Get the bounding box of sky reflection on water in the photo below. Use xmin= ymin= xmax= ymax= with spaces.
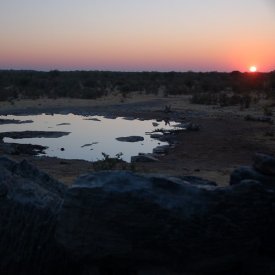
xmin=0 ymin=114 xmax=178 ymax=162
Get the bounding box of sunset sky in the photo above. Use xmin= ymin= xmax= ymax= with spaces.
xmin=0 ymin=0 xmax=274 ymax=72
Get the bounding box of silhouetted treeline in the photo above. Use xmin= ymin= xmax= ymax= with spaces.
xmin=0 ymin=70 xmax=274 ymax=101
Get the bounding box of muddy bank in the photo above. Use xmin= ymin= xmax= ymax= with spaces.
xmin=0 ymin=131 xmax=70 ymax=158
xmin=0 ymin=118 xmax=33 ymax=125
xmin=0 ymin=142 xmax=46 ymax=156
xmin=0 ymin=130 xmax=70 ymax=140
xmin=0 ymin=95 xmax=274 ymax=185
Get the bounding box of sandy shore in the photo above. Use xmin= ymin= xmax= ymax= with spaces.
xmin=0 ymin=94 xmax=274 ymax=186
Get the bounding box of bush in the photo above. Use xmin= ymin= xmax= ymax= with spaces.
xmin=93 ymin=152 xmax=124 ymax=171
xmin=0 ymin=70 xmax=273 ymax=101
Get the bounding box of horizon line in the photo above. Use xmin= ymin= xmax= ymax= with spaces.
xmin=0 ymin=68 xmax=274 ymax=74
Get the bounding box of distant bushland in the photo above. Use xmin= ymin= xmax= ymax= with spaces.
xmin=0 ymin=70 xmax=274 ymax=102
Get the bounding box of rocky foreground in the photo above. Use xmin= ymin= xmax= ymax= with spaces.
xmin=0 ymin=154 xmax=275 ymax=275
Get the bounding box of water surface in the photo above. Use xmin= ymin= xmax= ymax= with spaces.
xmin=0 ymin=114 xmax=178 ymax=162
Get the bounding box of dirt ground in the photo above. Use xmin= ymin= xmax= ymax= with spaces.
xmin=0 ymin=94 xmax=274 ymax=186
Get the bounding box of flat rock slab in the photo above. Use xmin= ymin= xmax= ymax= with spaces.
xmin=116 ymin=136 xmax=144 ymax=142
xmin=56 ymin=171 xmax=275 ymax=273
xmin=0 ymin=131 xmax=70 ymax=139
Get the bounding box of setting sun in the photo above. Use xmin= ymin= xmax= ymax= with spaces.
xmin=249 ymin=66 xmax=257 ymax=72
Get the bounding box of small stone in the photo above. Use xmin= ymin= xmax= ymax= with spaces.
xmin=152 ymin=122 xmax=159 ymax=127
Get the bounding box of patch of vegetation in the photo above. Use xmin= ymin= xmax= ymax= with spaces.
xmin=0 ymin=70 xmax=274 ymax=101
xmin=92 ymin=152 xmax=137 ymax=172
xmin=93 ymin=152 xmax=124 ymax=171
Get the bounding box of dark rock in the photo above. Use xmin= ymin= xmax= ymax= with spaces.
xmin=153 ymin=145 xmax=170 ymax=154
xmin=0 ymin=143 xmax=16 ymax=154
xmin=14 ymin=158 xmax=66 ymax=195
xmin=0 ymin=157 xmax=71 ymax=274
xmin=60 ymin=147 xmax=65 ymax=151
xmin=56 ymin=171 xmax=207 ymax=262
xmin=149 ymin=133 xmax=168 ymax=142
xmin=116 ymin=136 xmax=144 ymax=142
xmin=152 ymin=122 xmax=159 ymax=127
xmin=0 ymin=182 xmax=8 ymax=197
xmin=131 ymin=154 xmax=159 ymax=163
xmin=1 ymin=158 xmax=275 ymax=274
xmin=56 ymin=171 xmax=275 ymax=273
xmin=150 ymin=133 xmax=163 ymax=139
xmin=230 ymin=166 xmax=275 ymax=185
xmin=253 ymin=153 xmax=275 ymax=176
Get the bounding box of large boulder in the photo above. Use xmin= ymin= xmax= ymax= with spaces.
xmin=56 ymin=171 xmax=275 ymax=274
xmin=1 ymin=156 xmax=275 ymax=274
xmin=0 ymin=157 xmax=71 ymax=274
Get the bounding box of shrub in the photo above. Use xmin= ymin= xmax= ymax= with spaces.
xmin=93 ymin=152 xmax=124 ymax=171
